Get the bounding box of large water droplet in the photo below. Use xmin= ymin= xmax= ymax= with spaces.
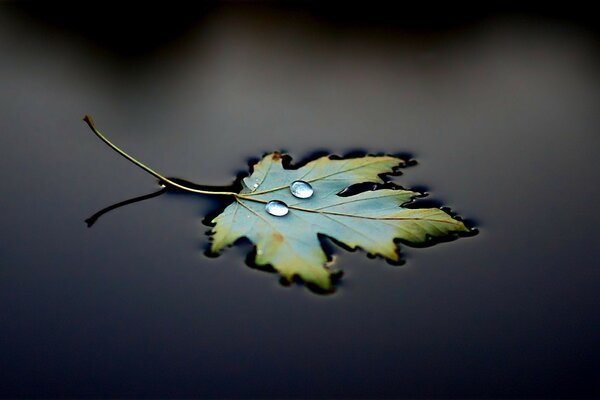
xmin=290 ymin=180 xmax=314 ymax=199
xmin=265 ymin=200 xmax=289 ymax=216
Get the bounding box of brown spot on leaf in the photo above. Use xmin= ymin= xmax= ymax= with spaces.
xmin=272 ymin=233 xmax=284 ymax=242
xmin=271 ymin=152 xmax=282 ymax=160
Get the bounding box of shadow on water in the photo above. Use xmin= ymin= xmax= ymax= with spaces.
xmin=86 ymin=151 xmax=477 ymax=294
xmin=84 ymin=177 xmax=240 ymax=228
xmin=85 ymin=187 xmax=168 ymax=228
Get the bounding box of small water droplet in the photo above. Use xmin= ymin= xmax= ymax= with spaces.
xmin=290 ymin=180 xmax=314 ymax=199
xmin=265 ymin=200 xmax=289 ymax=216
xmin=252 ymin=181 xmax=259 ymax=189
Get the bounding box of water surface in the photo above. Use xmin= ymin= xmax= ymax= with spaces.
xmin=0 ymin=5 xmax=599 ymax=398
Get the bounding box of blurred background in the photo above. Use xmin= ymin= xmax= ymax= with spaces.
xmin=0 ymin=2 xmax=599 ymax=398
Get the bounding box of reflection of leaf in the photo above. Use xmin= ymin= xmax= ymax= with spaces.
xmin=210 ymin=153 xmax=469 ymax=291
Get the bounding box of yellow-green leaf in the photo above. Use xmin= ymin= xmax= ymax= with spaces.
xmin=211 ymin=153 xmax=470 ymax=291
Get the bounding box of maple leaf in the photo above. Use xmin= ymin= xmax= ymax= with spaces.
xmin=209 ymin=153 xmax=469 ymax=291
xmin=84 ymin=116 xmax=472 ymax=293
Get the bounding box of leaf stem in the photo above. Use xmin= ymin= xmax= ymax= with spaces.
xmin=83 ymin=115 xmax=242 ymax=197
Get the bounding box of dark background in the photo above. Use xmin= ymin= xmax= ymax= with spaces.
xmin=1 ymin=2 xmax=599 ymax=398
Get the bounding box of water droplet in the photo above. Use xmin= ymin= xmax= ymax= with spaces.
xmin=252 ymin=181 xmax=259 ymax=189
xmin=290 ymin=180 xmax=314 ymax=199
xmin=265 ymin=200 xmax=289 ymax=216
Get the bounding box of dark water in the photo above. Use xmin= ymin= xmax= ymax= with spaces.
xmin=1 ymin=4 xmax=599 ymax=398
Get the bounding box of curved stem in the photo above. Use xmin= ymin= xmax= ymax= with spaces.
xmin=83 ymin=115 xmax=239 ymax=197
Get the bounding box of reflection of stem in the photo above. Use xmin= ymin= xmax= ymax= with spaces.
xmin=84 ymin=115 xmax=267 ymax=203
xmin=86 ymin=187 xmax=168 ymax=227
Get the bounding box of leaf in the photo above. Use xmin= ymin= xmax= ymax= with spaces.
xmin=83 ymin=117 xmax=473 ymax=293
xmin=210 ymin=153 xmax=469 ymax=292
